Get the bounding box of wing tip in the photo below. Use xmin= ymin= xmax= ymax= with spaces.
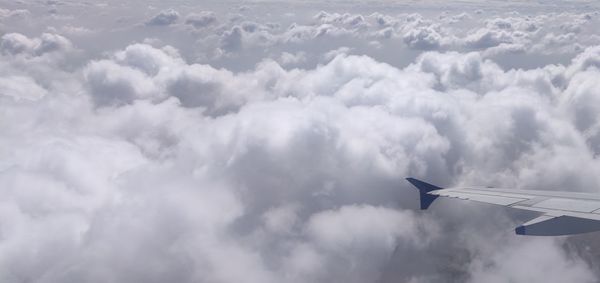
xmin=405 ymin=177 xmax=441 ymax=210
xmin=405 ymin=177 xmax=442 ymax=192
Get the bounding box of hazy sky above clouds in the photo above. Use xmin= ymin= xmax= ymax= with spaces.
xmin=2 ymin=0 xmax=600 ymax=282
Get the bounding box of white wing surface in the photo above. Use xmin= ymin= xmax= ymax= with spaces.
xmin=406 ymin=178 xmax=600 ymax=236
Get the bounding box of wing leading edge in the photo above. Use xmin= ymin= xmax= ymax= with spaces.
xmin=406 ymin=177 xmax=600 ymax=236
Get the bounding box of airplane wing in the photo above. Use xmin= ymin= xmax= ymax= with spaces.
xmin=406 ymin=177 xmax=600 ymax=236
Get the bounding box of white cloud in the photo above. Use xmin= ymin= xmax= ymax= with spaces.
xmin=304 ymin=205 xmax=435 ymax=282
xmin=4 ymin=39 xmax=600 ymax=282
xmin=84 ymin=59 xmax=159 ymax=106
xmin=277 ymin=51 xmax=307 ymax=66
xmin=307 ymin=205 xmax=423 ymax=251
xmin=114 ymin=43 xmax=183 ymax=76
xmin=403 ymin=26 xmax=444 ymax=50
xmin=4 ymin=3 xmax=600 ymax=283
xmin=315 ymin=11 xmax=369 ymax=30
xmin=0 ymin=76 xmax=47 ymax=100
xmin=48 ymin=25 xmax=93 ymax=36
xmin=322 ymin=46 xmax=352 ymax=61
xmin=468 ymin=239 xmax=595 ymax=283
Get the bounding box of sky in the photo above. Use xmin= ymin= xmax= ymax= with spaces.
xmin=2 ymin=0 xmax=600 ymax=282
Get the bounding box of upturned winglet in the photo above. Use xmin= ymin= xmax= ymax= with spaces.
xmin=406 ymin=177 xmax=442 ymax=210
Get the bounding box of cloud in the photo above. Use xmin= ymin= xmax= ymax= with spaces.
xmin=403 ymin=26 xmax=444 ymax=50
xmin=486 ymin=18 xmax=513 ymax=30
xmin=0 ymin=32 xmax=72 ymax=56
xmin=314 ymin=11 xmax=369 ymax=30
xmin=409 ymin=51 xmax=490 ymax=91
xmin=220 ymin=26 xmax=243 ymax=52
xmin=463 ymin=28 xmax=515 ymax=49
xmin=185 ymin=11 xmax=217 ymax=29
xmin=84 ymin=59 xmax=159 ymax=106
xmin=468 ymin=239 xmax=595 ymax=283
xmin=4 ymin=39 xmax=600 ymax=283
xmin=322 ymin=47 xmax=353 ymax=61
xmin=306 ymin=205 xmax=431 ymax=253
xmin=146 ymin=8 xmax=180 ymax=26
xmin=4 ymin=3 xmax=600 ymax=283
xmin=0 ymin=8 xmax=30 ymax=20
xmin=302 ymin=205 xmax=435 ymax=282
xmin=35 ymin=33 xmax=73 ymax=55
xmin=277 ymin=51 xmax=307 ymax=66
xmin=0 ymin=33 xmax=37 ymax=55
xmin=164 ymin=63 xmax=249 ymax=114
xmin=0 ymin=76 xmax=47 ymax=100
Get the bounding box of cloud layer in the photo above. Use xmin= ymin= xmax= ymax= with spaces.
xmin=2 ymin=1 xmax=600 ymax=282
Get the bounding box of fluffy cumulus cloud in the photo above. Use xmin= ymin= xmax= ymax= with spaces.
xmin=3 ymin=1 xmax=600 ymax=283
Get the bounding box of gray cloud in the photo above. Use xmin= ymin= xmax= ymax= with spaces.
xmin=185 ymin=11 xmax=218 ymax=29
xmin=0 ymin=33 xmax=37 ymax=55
xmin=0 ymin=8 xmax=30 ymax=20
xmin=146 ymin=8 xmax=180 ymax=26
xmin=463 ymin=28 xmax=515 ymax=49
xmin=0 ymin=33 xmax=72 ymax=56
xmin=220 ymin=26 xmax=243 ymax=52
